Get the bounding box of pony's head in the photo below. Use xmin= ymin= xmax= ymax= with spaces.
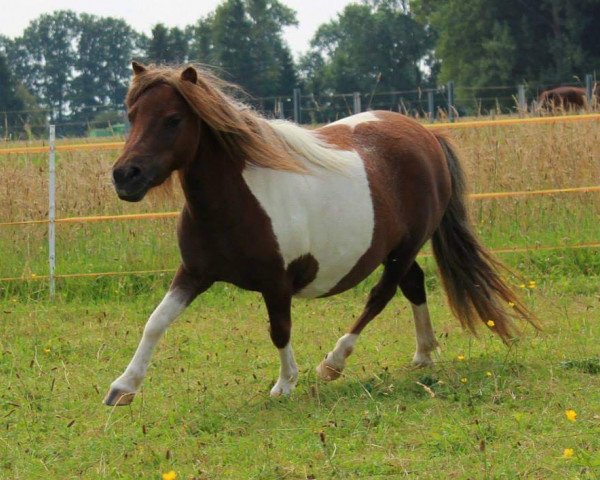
xmin=112 ymin=62 xmax=203 ymax=201
xmin=112 ymin=62 xmax=301 ymax=202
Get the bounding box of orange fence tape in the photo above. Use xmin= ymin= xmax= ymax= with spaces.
xmin=427 ymin=113 xmax=600 ymax=130
xmin=1 ymin=114 xmax=599 ymax=156
xmin=2 ymin=242 xmax=597 ymax=283
xmin=1 ymin=185 xmax=598 ymax=228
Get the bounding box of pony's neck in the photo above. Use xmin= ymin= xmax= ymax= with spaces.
xmin=179 ymin=132 xmax=247 ymax=222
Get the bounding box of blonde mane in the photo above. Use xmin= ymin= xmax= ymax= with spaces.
xmin=126 ymin=65 xmax=349 ymax=174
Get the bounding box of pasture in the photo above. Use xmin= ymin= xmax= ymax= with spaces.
xmin=1 ymin=119 xmax=599 ymax=478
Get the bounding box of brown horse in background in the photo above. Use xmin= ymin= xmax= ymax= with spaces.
xmin=104 ymin=62 xmax=538 ymax=406
xmin=538 ymin=85 xmax=599 ymax=110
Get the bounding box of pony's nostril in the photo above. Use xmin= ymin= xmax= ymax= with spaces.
xmin=113 ymin=165 xmax=142 ymax=184
xmin=125 ymin=166 xmax=142 ymax=180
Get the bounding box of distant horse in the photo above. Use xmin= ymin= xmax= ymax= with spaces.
xmin=104 ymin=63 xmax=537 ymax=406
xmin=538 ymin=85 xmax=599 ymax=110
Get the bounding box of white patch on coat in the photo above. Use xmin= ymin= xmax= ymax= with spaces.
xmin=270 ymin=344 xmax=299 ymax=396
xmin=325 ymin=111 xmax=381 ymax=130
xmin=316 ymin=332 xmax=358 ymax=380
xmin=242 ymin=128 xmax=375 ymax=298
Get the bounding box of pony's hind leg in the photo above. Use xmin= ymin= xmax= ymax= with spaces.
xmin=399 ymin=261 xmax=439 ymax=366
xmin=316 ymin=256 xmax=402 ymax=381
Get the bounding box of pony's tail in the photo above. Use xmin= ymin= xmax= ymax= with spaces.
xmin=431 ymin=134 xmax=540 ymax=343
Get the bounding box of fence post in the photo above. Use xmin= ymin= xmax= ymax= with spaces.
xmin=293 ymin=88 xmax=301 ymax=124
xmin=275 ymin=100 xmax=284 ymax=120
xmin=585 ymin=74 xmax=593 ymax=107
xmin=353 ymin=92 xmax=361 ymax=114
xmin=517 ymin=84 xmax=527 ymax=117
xmin=447 ymin=81 xmax=455 ymax=122
xmin=427 ymin=90 xmax=435 ymax=122
xmin=48 ymin=125 xmax=56 ymax=299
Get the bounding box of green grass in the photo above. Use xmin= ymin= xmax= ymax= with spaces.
xmin=1 ymin=115 xmax=599 ymax=478
xmin=1 ymin=281 xmax=599 ymax=479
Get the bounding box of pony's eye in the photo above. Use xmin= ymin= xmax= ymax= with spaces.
xmin=165 ymin=115 xmax=182 ymax=128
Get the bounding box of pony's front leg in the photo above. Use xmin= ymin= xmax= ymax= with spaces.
xmin=104 ymin=267 xmax=212 ymax=406
xmin=263 ymin=291 xmax=298 ymax=397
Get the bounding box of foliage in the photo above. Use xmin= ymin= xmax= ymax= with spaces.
xmin=189 ymin=0 xmax=298 ymax=98
xmin=300 ymin=0 xmax=434 ymax=95
xmin=412 ymin=0 xmax=600 ymax=89
xmin=143 ymin=24 xmax=189 ymax=65
xmin=0 ymin=53 xmax=25 ymax=138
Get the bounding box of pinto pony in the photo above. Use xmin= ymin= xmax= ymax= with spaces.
xmin=104 ymin=63 xmax=537 ymax=406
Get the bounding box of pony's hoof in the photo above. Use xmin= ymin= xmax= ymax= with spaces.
xmin=316 ymin=360 xmax=342 ymax=381
xmin=270 ymin=377 xmax=298 ymax=397
xmin=103 ymin=388 xmax=135 ymax=406
xmin=412 ymin=352 xmax=434 ymax=368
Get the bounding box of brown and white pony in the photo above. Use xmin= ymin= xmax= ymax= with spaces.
xmin=104 ymin=63 xmax=537 ymax=406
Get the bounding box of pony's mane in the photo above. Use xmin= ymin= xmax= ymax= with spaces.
xmin=126 ymin=65 xmax=349 ymax=173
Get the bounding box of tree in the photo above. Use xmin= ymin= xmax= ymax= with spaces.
xmin=10 ymin=11 xmax=79 ymax=123
xmin=189 ymin=0 xmax=298 ymax=97
xmin=303 ymin=0 xmax=433 ymax=95
xmin=145 ymin=24 xmax=189 ymax=64
xmin=70 ymin=14 xmax=138 ymax=130
xmin=413 ymin=0 xmax=600 ymax=87
xmin=0 ymin=53 xmax=25 ymax=137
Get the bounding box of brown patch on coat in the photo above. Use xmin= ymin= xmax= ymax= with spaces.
xmin=286 ymin=254 xmax=319 ymax=294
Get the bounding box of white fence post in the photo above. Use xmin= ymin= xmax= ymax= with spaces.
xmin=48 ymin=125 xmax=56 ymax=299
xmin=517 ymin=84 xmax=527 ymax=117
xmin=353 ymin=92 xmax=361 ymax=114
xmin=585 ymin=74 xmax=593 ymax=108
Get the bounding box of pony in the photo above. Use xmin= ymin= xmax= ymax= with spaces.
xmin=104 ymin=62 xmax=538 ymax=406
xmin=537 ymin=85 xmax=599 ymax=111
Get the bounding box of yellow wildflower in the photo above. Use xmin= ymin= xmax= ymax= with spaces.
xmin=460 ymin=377 xmax=467 ymax=383
xmin=162 ymin=471 xmax=177 ymax=480
xmin=487 ymin=320 xmax=495 ymax=328
xmin=519 ymin=284 xmax=526 ymax=289
xmin=562 ymin=448 xmax=574 ymax=459
xmin=485 ymin=371 xmax=493 ymax=377
xmin=508 ymin=301 xmax=515 ymax=308
xmin=565 ymin=409 xmax=577 ymax=422
xmin=457 ymin=354 xmax=465 ymax=361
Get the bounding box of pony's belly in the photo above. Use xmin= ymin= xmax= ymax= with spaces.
xmin=242 ymin=153 xmax=375 ymax=298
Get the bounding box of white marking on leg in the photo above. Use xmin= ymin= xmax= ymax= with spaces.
xmin=108 ymin=290 xmax=188 ymax=395
xmin=411 ymin=303 xmax=438 ymax=366
xmin=316 ymin=333 xmax=358 ymax=380
xmin=270 ymin=343 xmax=298 ymax=397
xmin=242 ymin=132 xmax=375 ymax=298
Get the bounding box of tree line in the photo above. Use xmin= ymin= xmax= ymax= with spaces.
xmin=1 ymin=0 xmax=598 ymax=137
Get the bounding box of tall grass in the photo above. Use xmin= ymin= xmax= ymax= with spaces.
xmin=0 ymin=120 xmax=598 ymax=300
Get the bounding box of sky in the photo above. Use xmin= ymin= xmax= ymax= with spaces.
xmin=0 ymin=0 xmax=354 ymax=57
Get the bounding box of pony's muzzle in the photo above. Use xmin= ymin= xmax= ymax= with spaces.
xmin=112 ymin=164 xmax=148 ymax=201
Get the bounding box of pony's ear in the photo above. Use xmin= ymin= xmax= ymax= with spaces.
xmin=181 ymin=66 xmax=198 ymax=84
xmin=132 ymin=61 xmax=147 ymax=75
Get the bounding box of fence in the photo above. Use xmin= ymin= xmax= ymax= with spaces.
xmin=0 ymin=113 xmax=599 ymax=298
xmin=1 ymin=75 xmax=598 ymax=139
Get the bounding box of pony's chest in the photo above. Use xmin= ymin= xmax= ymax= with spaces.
xmin=242 ymin=158 xmax=375 ymax=298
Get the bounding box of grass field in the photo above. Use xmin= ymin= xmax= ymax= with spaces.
xmin=0 ymin=118 xmax=599 ymax=478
